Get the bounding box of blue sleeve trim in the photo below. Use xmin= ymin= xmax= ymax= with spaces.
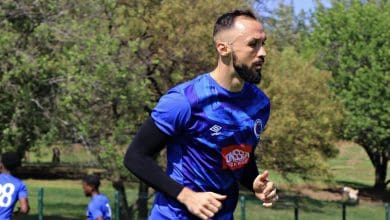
xmin=18 ymin=181 xmax=28 ymax=199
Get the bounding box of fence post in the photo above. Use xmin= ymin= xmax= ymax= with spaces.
xmin=38 ymin=187 xmax=44 ymax=220
xmin=385 ymin=203 xmax=390 ymax=220
xmin=342 ymin=202 xmax=346 ymax=220
xmin=240 ymin=195 xmax=246 ymax=220
xmin=115 ymin=191 xmax=120 ymax=220
xmin=294 ymin=196 xmax=299 ymax=220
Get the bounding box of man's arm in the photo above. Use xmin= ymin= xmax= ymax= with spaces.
xmin=18 ymin=198 xmax=29 ymax=214
xmin=123 ymin=117 xmax=184 ymax=198
xmin=123 ymin=117 xmax=226 ymax=220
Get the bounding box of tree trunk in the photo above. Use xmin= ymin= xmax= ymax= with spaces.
xmin=137 ymin=181 xmax=149 ymax=220
xmin=112 ymin=179 xmax=131 ymax=219
xmin=362 ymin=144 xmax=388 ymax=191
xmin=374 ymin=157 xmax=388 ymax=191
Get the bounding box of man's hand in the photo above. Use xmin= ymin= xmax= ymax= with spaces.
xmin=253 ymin=170 xmax=278 ymax=207
xmin=177 ymin=187 xmax=226 ymax=220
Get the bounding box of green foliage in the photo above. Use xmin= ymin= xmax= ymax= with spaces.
xmin=260 ymin=47 xmax=343 ymax=179
xmin=0 ymin=0 xmax=351 ymax=184
xmin=125 ymin=0 xmax=249 ymax=95
xmin=306 ymin=0 xmax=389 ymax=189
xmin=264 ymin=2 xmax=309 ymax=52
xmin=0 ymin=0 xmax=250 ymax=180
xmin=49 ymin=1 xmax=153 ymax=179
xmin=260 ymin=3 xmax=343 ymax=179
xmin=0 ymin=0 xmax=61 ymax=155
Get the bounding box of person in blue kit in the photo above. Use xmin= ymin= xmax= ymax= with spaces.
xmin=0 ymin=152 xmax=29 ymax=219
xmin=82 ymin=175 xmax=112 ymax=220
xmin=124 ymin=9 xmax=278 ymax=220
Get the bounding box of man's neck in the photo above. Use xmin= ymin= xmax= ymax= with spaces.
xmin=210 ymin=65 xmax=245 ymax=92
xmin=0 ymin=170 xmax=10 ymax=174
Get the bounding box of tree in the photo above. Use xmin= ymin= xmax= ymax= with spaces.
xmin=259 ymin=46 xmax=343 ymax=179
xmin=254 ymin=1 xmax=343 ymax=180
xmin=0 ymin=0 xmax=61 ymax=157
xmin=306 ymin=0 xmax=389 ymax=190
xmin=0 ymin=1 xmax=348 ymax=217
xmin=264 ymin=1 xmax=310 ymax=52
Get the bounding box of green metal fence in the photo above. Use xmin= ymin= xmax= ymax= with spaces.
xmin=37 ymin=187 xmax=44 ymax=220
xmin=239 ymin=195 xmax=389 ymax=220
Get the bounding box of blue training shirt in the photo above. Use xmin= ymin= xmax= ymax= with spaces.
xmin=86 ymin=194 xmax=112 ymax=220
xmin=150 ymin=73 xmax=270 ymax=219
xmin=0 ymin=173 xmax=28 ymax=220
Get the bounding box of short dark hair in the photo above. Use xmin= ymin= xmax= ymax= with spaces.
xmin=83 ymin=174 xmax=101 ymax=189
xmin=0 ymin=152 xmax=21 ymax=171
xmin=213 ymin=9 xmax=257 ymax=38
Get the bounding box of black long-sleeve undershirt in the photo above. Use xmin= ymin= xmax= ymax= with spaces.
xmin=123 ymin=117 xmax=184 ymax=199
xmin=239 ymin=153 xmax=259 ymax=192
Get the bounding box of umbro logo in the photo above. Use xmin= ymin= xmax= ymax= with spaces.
xmin=210 ymin=125 xmax=222 ymax=136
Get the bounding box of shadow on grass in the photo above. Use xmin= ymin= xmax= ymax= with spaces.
xmin=17 ymin=202 xmax=86 ymax=220
xmin=336 ymin=180 xmax=372 ymax=189
xmin=42 ymin=201 xmax=85 ymax=210
xmin=241 ymin=190 xmax=338 ymax=214
xmin=15 ymin=215 xmax=80 ymax=220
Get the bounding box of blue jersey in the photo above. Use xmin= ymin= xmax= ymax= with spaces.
xmin=0 ymin=173 xmax=28 ymax=220
xmin=150 ymin=73 xmax=270 ymax=219
xmin=86 ymin=194 xmax=112 ymax=220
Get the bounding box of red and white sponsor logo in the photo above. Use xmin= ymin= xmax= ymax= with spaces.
xmin=222 ymin=144 xmax=252 ymax=170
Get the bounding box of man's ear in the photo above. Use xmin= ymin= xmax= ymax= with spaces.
xmin=215 ymin=41 xmax=231 ymax=57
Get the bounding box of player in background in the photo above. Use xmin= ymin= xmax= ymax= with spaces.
xmin=82 ymin=175 xmax=112 ymax=220
xmin=0 ymin=152 xmax=29 ymax=220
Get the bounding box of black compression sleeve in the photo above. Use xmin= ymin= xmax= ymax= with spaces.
xmin=239 ymin=153 xmax=259 ymax=192
xmin=123 ymin=117 xmax=184 ymax=199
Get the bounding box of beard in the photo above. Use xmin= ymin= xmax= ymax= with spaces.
xmin=232 ymin=53 xmax=262 ymax=84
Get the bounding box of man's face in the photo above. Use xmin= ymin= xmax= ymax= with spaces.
xmin=82 ymin=182 xmax=93 ymax=197
xmin=229 ymin=17 xmax=267 ymax=84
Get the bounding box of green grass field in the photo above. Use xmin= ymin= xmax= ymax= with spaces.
xmin=13 ymin=179 xmax=128 ymax=220
xmin=14 ymin=141 xmax=389 ymax=219
xmin=233 ymin=194 xmax=386 ymax=220
xmin=232 ymin=141 xmax=389 ymax=220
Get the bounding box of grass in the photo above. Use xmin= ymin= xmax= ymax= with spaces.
xmin=231 ymin=141 xmax=389 ymax=219
xmin=328 ymin=141 xmax=389 ymax=188
xmin=233 ymin=194 xmax=386 ymax=220
xmin=12 ymin=141 xmax=390 ymax=219
xmin=26 ymin=144 xmax=98 ymax=164
xmin=263 ymin=141 xmax=390 ymax=189
xmin=14 ymin=179 xmax=138 ymax=220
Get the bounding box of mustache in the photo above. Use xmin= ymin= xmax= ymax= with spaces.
xmin=254 ymin=58 xmax=265 ymax=66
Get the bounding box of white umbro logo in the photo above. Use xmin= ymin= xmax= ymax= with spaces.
xmin=210 ymin=125 xmax=222 ymax=136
